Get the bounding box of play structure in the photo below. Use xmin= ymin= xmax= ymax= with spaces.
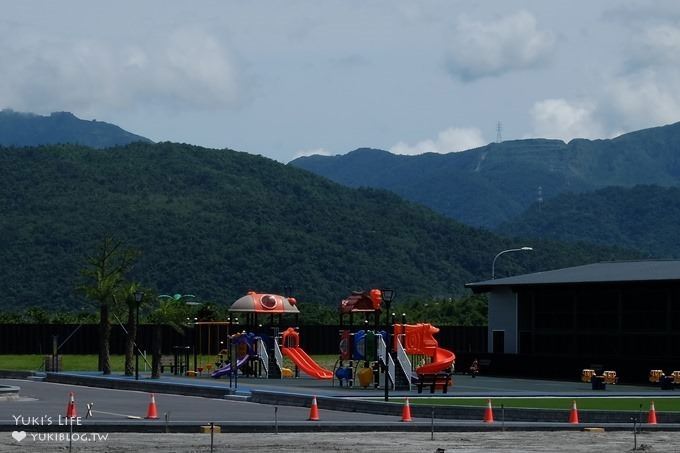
xmin=210 ymin=332 xmax=261 ymax=378
xmin=335 ymin=289 xmax=456 ymax=392
xmin=208 ymin=291 xmax=332 ymax=380
xmin=281 ymin=327 xmax=333 ymax=379
xmin=178 ymin=288 xmax=455 ymax=394
xmin=393 ymin=322 xmax=456 ymax=393
xmin=336 ymin=289 xmax=385 ymax=388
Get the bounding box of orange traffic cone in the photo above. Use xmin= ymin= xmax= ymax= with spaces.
xmin=308 ymin=396 xmax=320 ymax=421
xmin=65 ymin=392 xmax=77 ymax=418
xmin=647 ymin=401 xmax=657 ymax=425
xmin=401 ymin=398 xmax=412 ymax=422
xmin=569 ymin=400 xmax=579 ymax=424
xmin=483 ymin=399 xmax=494 ymax=423
xmin=145 ymin=393 xmax=159 ymax=419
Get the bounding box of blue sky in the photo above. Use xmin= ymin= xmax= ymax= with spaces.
xmin=3 ymin=1 xmax=680 ymax=162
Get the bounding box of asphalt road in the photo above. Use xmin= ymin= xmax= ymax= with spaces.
xmin=0 ymin=379 xmax=417 ymax=425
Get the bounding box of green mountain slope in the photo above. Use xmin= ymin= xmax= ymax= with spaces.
xmin=289 ymin=122 xmax=680 ymax=228
xmin=0 ymin=142 xmax=630 ymax=311
xmin=0 ymin=109 xmax=151 ymax=148
xmin=497 ymin=185 xmax=680 ymax=258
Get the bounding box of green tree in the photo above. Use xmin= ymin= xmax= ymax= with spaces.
xmin=78 ymin=237 xmax=138 ymax=375
xmin=148 ymin=295 xmax=192 ymax=378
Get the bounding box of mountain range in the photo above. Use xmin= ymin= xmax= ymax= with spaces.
xmin=0 ymin=109 xmax=151 ymax=149
xmin=0 ymin=141 xmax=627 ymax=311
xmin=497 ymin=185 xmax=680 ymax=258
xmin=290 ymin=122 xmax=680 ymax=229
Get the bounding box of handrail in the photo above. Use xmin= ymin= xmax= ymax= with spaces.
xmin=396 ymin=336 xmax=412 ymax=391
xmin=273 ymin=338 xmax=283 ymax=379
xmin=377 ymin=336 xmax=395 ymax=389
xmin=257 ymin=337 xmax=269 ymax=377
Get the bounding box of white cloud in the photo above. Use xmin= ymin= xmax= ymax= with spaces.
xmin=530 ymin=99 xmax=604 ymax=141
xmin=0 ymin=26 xmax=247 ymax=115
xmin=446 ymin=11 xmax=555 ymax=81
xmin=390 ymin=127 xmax=486 ymax=155
xmin=630 ymin=24 xmax=680 ymax=68
xmin=525 ymin=18 xmax=680 ymax=142
xmin=605 ymin=72 xmax=680 ymax=129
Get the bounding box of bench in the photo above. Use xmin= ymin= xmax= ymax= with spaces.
xmin=673 ymin=371 xmax=680 ymax=385
xmin=159 ymin=355 xmax=187 ymax=374
xmin=602 ymin=370 xmax=618 ymax=384
xmin=649 ymin=369 xmax=665 ymax=383
xmin=581 ymin=369 xmax=595 ymax=383
xmin=416 ymin=372 xmax=452 ymax=394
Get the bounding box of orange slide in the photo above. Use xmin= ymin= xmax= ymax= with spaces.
xmin=394 ymin=323 xmax=455 ymax=374
xmin=416 ymin=347 xmax=455 ymax=374
xmin=280 ymin=328 xmax=333 ymax=379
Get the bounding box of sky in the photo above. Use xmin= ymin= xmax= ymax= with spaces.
xmin=3 ymin=1 xmax=680 ymax=162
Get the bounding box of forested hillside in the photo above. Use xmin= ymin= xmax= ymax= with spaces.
xmin=0 ymin=110 xmax=151 ymax=148
xmin=290 ymin=122 xmax=680 ymax=228
xmin=497 ymin=185 xmax=680 ymax=258
xmin=0 ymin=142 xmax=633 ymax=311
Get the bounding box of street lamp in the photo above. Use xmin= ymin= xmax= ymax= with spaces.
xmin=491 ymin=247 xmax=533 ymax=279
xmin=380 ymin=288 xmax=395 ymax=402
xmin=134 ymin=291 xmax=145 ymax=380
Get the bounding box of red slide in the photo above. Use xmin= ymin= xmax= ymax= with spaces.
xmin=394 ymin=323 xmax=456 ymax=375
xmin=282 ymin=347 xmax=333 ymax=379
xmin=416 ymin=347 xmax=455 ymax=375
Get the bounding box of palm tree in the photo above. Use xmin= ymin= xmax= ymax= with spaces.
xmin=78 ymin=237 xmax=138 ymax=375
xmin=149 ymin=294 xmax=193 ymax=378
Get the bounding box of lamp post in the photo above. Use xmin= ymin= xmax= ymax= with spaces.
xmin=134 ymin=291 xmax=145 ymax=380
xmin=491 ymin=247 xmax=533 ymax=279
xmin=380 ymin=288 xmax=395 ymax=402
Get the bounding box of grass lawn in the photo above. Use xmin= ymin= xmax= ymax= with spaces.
xmin=0 ymin=353 xmax=339 ymax=374
xmin=0 ymin=355 xmax=127 ymax=372
xmin=400 ymin=397 xmax=680 ymax=412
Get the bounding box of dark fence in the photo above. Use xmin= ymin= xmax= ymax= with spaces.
xmin=0 ymin=324 xmax=186 ymax=355
xmin=0 ymin=324 xmax=487 ymax=356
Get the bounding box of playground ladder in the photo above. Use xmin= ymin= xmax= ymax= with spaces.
xmin=395 ymin=337 xmax=413 ymax=391
xmin=377 ymin=336 xmax=395 ymax=390
xmin=273 ymin=338 xmax=283 ymax=379
xmin=257 ymin=337 xmax=269 ymax=377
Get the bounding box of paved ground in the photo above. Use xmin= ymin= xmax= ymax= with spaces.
xmin=0 ymin=379 xmax=419 ymax=424
xmin=2 ymin=373 xmax=679 ymax=451
xmin=1 ymin=430 xmax=678 ymax=452
xmin=93 ymin=369 xmax=673 ymax=398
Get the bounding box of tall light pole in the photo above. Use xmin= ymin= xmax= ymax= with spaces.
xmin=380 ymin=288 xmax=395 ymax=402
xmin=492 ymin=247 xmax=533 ymax=279
xmin=134 ymin=291 xmax=145 ymax=380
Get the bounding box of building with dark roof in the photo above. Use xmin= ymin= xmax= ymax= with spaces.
xmin=465 ymin=260 xmax=680 ymax=381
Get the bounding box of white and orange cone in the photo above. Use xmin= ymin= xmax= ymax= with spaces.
xmin=647 ymin=401 xmax=657 ymax=425
xmin=401 ymin=398 xmax=412 ymax=422
xmin=145 ymin=393 xmax=159 ymax=419
xmin=483 ymin=399 xmax=494 ymax=423
xmin=308 ymin=396 xmax=320 ymax=421
xmin=568 ymin=400 xmax=579 ymax=424
xmin=65 ymin=392 xmax=77 ymax=419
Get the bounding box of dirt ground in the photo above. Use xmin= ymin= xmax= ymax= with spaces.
xmin=1 ymin=430 xmax=678 ymax=452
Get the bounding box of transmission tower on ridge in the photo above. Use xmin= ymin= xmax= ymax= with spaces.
xmin=496 ymin=121 xmax=503 ymax=143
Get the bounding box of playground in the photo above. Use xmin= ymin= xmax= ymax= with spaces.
xmin=164 ymin=289 xmax=458 ymax=399
xmin=81 ymin=288 xmax=680 ymax=411
xmin=5 ymin=288 xmax=680 ymax=437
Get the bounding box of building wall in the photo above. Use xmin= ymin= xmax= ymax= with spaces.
xmin=513 ymin=283 xmax=680 ymax=359
xmin=487 ymin=287 xmax=517 ymax=353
